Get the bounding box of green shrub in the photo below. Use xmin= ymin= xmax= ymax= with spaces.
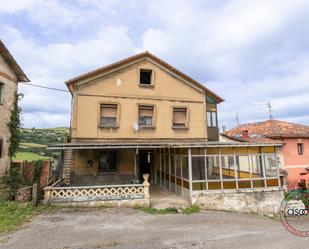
xmin=182 ymin=205 xmax=200 ymax=215
xmin=2 ymin=168 xmax=22 ymax=200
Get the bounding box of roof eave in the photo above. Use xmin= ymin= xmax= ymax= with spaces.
xmin=0 ymin=40 xmax=30 ymax=82
xmin=64 ymin=51 xmax=224 ymax=103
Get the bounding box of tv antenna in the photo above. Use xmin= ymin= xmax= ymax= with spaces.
xmin=260 ymin=99 xmax=273 ymax=120
xmin=236 ymin=112 xmax=240 ymax=126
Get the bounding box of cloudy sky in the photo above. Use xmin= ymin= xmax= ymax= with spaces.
xmin=1 ymin=0 xmax=309 ymax=130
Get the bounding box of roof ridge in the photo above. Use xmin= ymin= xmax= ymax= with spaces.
xmin=64 ymin=51 xmax=224 ymax=102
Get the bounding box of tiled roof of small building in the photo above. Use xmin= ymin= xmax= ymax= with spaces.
xmin=226 ymin=119 xmax=309 ymax=138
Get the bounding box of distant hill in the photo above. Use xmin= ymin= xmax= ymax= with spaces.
xmin=14 ymin=127 xmax=70 ymax=161
xmin=20 ymin=127 xmax=69 ymax=145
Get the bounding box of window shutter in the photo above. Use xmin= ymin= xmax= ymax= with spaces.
xmin=139 ymin=107 xmax=153 ymax=116
xmin=101 ymin=105 xmax=117 ymax=117
xmin=173 ymin=108 xmax=186 ymax=123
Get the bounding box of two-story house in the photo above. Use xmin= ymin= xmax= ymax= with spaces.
xmin=47 ymin=52 xmax=284 ymax=213
xmin=0 ymin=40 xmax=29 ymax=178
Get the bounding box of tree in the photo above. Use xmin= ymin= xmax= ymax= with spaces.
xmin=7 ymin=92 xmax=23 ymax=158
xmin=3 ymin=92 xmax=23 ymax=199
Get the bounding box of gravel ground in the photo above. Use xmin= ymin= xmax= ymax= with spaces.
xmin=0 ymin=208 xmax=308 ymax=249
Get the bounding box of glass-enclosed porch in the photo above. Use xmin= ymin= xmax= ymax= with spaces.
xmin=154 ymin=145 xmax=283 ymax=202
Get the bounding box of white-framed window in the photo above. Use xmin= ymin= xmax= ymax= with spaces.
xmin=207 ymin=110 xmax=217 ymax=127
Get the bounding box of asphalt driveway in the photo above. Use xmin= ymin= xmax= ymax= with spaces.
xmin=0 ymin=208 xmax=308 ymax=249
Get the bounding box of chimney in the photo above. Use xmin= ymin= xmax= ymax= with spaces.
xmin=222 ymin=126 xmax=226 ymax=133
xmin=241 ymin=130 xmax=249 ymax=139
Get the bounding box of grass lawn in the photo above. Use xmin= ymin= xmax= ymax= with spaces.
xmin=0 ymin=191 xmax=46 ymax=234
xmin=13 ymin=152 xmax=50 ymax=161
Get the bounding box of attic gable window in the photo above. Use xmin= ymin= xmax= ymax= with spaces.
xmin=173 ymin=107 xmax=188 ymax=129
xmin=139 ymin=69 xmax=153 ymax=85
xmin=138 ymin=105 xmax=154 ymax=127
xmin=100 ymin=104 xmax=118 ymax=127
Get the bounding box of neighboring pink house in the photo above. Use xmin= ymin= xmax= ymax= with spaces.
xmin=226 ymin=119 xmax=309 ymax=190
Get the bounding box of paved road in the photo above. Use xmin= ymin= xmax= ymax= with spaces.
xmin=0 ymin=208 xmax=308 ymax=249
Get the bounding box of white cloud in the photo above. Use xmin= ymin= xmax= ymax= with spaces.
xmin=0 ymin=0 xmax=42 ymax=13
xmin=1 ymin=23 xmax=135 ymax=128
xmin=1 ymin=0 xmax=309 ymax=129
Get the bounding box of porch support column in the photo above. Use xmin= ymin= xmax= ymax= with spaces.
xmin=174 ymin=148 xmax=177 ymax=194
xmin=168 ymin=148 xmax=171 ymax=191
xmin=135 ymin=148 xmax=138 ymax=180
xmin=219 ymin=148 xmax=223 ymax=190
xmin=143 ymin=174 xmax=150 ymax=203
xmin=261 ymin=147 xmax=267 ymax=187
xmin=159 ymin=148 xmax=162 ymax=187
xmin=188 ymin=148 xmax=193 ymax=202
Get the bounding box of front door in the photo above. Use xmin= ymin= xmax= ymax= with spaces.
xmin=139 ymin=150 xmax=154 ymax=182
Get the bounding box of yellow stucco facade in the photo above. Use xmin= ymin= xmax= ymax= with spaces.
xmin=70 ymin=59 xmax=211 ymax=141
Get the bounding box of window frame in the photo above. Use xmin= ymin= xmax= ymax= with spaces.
xmin=138 ymin=68 xmax=155 ymax=88
xmin=138 ymin=104 xmax=156 ymax=128
xmin=99 ymin=103 xmax=120 ymax=128
xmin=297 ymin=143 xmax=304 ymax=155
xmin=207 ymin=110 xmax=218 ymax=128
xmin=172 ymin=106 xmax=189 ymax=130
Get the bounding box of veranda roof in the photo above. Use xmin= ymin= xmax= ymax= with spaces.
xmin=47 ymin=140 xmax=283 ymax=150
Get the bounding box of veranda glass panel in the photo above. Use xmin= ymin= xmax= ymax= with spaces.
xmin=250 ymin=155 xmax=264 ymax=178
xmin=192 ymin=157 xmax=205 ymax=180
xmin=206 ymin=156 xmax=220 ymax=180
xmin=182 ymin=156 xmax=189 ymax=179
xmin=175 ymin=155 xmax=182 ymax=177
xmin=171 ymin=154 xmax=175 ymax=176
xmin=236 ymin=155 xmax=250 ymax=179
xmin=264 ymin=154 xmax=278 ymax=177
xmin=221 ymin=155 xmax=236 ymax=179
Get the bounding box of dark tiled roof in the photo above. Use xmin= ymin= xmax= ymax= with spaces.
xmin=226 ymin=119 xmax=309 ymax=138
xmin=65 ymin=51 xmax=224 ymax=102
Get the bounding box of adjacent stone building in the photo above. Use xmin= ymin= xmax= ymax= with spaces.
xmin=0 ymin=40 xmax=29 ymax=177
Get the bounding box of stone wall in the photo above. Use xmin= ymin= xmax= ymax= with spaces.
xmin=193 ymin=189 xmax=285 ymax=215
xmin=0 ymin=53 xmax=18 ymax=178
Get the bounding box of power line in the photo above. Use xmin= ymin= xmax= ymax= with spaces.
xmin=19 ymin=82 xmax=70 ymax=92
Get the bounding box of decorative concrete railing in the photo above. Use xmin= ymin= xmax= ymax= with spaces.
xmin=44 ymin=174 xmax=150 ymax=204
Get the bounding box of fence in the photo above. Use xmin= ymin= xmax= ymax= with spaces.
xmin=44 ymin=174 xmax=150 ymax=205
